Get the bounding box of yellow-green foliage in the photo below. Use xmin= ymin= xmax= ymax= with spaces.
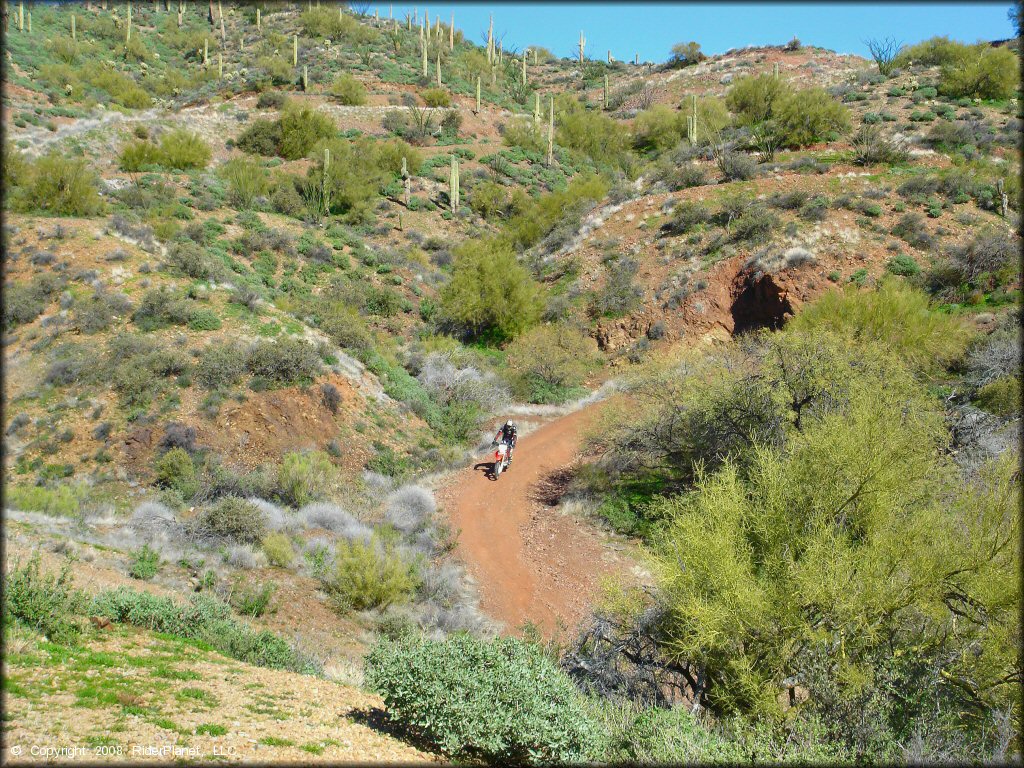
xmin=9 ymin=153 xmax=104 ymax=216
xmin=119 ymin=139 xmax=163 ymax=171
xmin=725 ymin=74 xmax=792 ymax=125
xmin=975 ymin=375 xmax=1021 ymax=418
xmin=218 ymin=157 xmax=269 ymax=209
xmin=438 ymin=238 xmax=543 ymax=342
xmin=304 ymin=136 xmax=415 ymax=221
xmin=469 ymin=180 xmax=512 ymax=219
xmin=555 ymin=98 xmax=631 ymax=168
xmin=505 ymin=324 xmax=598 ymax=403
xmin=300 ymin=7 xmax=378 ymax=44
xmin=503 ymin=172 xmax=610 ymax=250
xmin=276 ymin=451 xmax=335 ymax=508
xmin=262 ymin=533 xmax=295 ymax=568
xmin=327 ymin=536 xmax=419 ymax=611
xmin=157 ymin=129 xmax=212 ymax=169
xmin=279 ymin=104 xmax=337 ymax=160
xmin=632 ymin=106 xmax=687 ymax=153
xmin=329 ymin=73 xmax=368 ymax=105
xmin=895 ymin=35 xmax=968 ymax=67
xmin=501 ymin=118 xmax=546 ymax=153
xmin=419 ymin=88 xmax=450 ymax=108
xmin=153 ymin=447 xmax=198 ymax=498
xmin=939 ymin=45 xmax=1020 ymax=100
xmin=687 ymin=96 xmax=729 ymax=141
xmin=787 ymin=279 xmax=972 ymax=373
xmin=772 ymin=87 xmax=851 ymax=147
xmin=6 ymin=484 xmax=87 ymax=516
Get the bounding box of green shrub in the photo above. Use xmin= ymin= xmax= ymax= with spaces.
xmin=506 ymin=324 xmax=596 ymax=404
xmin=885 ymin=253 xmax=921 ymax=276
xmin=153 ymin=447 xmax=198 ymax=498
xmin=194 ymin=496 xmax=267 ymax=545
xmin=438 ymin=238 xmax=543 ymax=343
xmin=219 ymin=157 xmax=269 ymax=209
xmin=129 ymin=544 xmax=161 ymax=581
xmin=4 ymin=275 xmax=61 ymax=329
xmin=279 ymin=105 xmax=336 ymax=160
xmin=421 ymin=88 xmax=451 ymax=108
xmin=119 ymin=140 xmax=163 ymax=171
xmin=365 ymin=633 xmax=600 ymax=763
xmin=245 ymin=337 xmax=321 ymax=387
xmin=276 ymin=450 xmax=334 ymax=507
xmin=939 ymin=44 xmax=1019 ymax=100
xmin=5 ymin=484 xmax=86 ymax=517
xmin=90 ymin=587 xmax=317 ymax=673
xmin=196 ymin=341 xmax=247 ymax=389
xmin=726 ymin=74 xmax=792 ymax=125
xmin=895 ymin=36 xmax=968 ymax=67
xmin=4 ymin=554 xmax=85 ymax=645
xmin=262 ymin=533 xmax=295 ymax=567
xmin=10 ymin=153 xmax=104 ymax=216
xmin=773 ymin=87 xmax=851 ymax=147
xmin=788 ymin=279 xmax=971 ymax=372
xmin=236 ymin=118 xmax=283 ymax=157
xmin=330 ymin=73 xmax=368 ymax=105
xmin=975 ymin=375 xmax=1020 ymax=418
xmin=669 ymin=41 xmax=705 ymax=67
xmin=229 ymin=579 xmax=276 ymax=618
xmin=501 ymin=119 xmax=546 ymax=154
xmin=555 ymin=102 xmax=631 ymax=169
xmin=632 ymin=106 xmax=686 ymax=153
xmin=158 ymin=129 xmax=211 ymax=170
xmin=326 ymin=536 xmax=418 ymax=611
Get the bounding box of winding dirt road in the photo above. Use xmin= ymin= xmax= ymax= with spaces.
xmin=438 ymin=402 xmax=638 ymax=639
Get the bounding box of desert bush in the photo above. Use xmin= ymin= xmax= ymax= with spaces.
xmin=245 ymin=337 xmax=321 ymax=387
xmin=556 ymin=103 xmax=632 ymax=169
xmin=119 ymin=139 xmax=163 ymax=171
xmin=501 ymin=118 xmax=546 ymax=153
xmin=895 ymin=36 xmax=967 ymax=67
xmin=153 ymin=447 xmax=198 ymax=499
xmin=229 ymin=579 xmax=276 ymax=618
xmin=438 ymin=238 xmax=543 ymax=343
xmin=320 ymin=382 xmax=342 ymax=414
xmin=384 ymin=485 xmax=437 ymax=534
xmin=716 ymin=151 xmax=758 ymax=181
xmin=91 ymin=587 xmax=317 ymax=673
xmin=726 ymin=74 xmax=792 ymax=126
xmin=236 ymin=118 xmax=283 ymax=157
xmin=131 ymin=287 xmax=196 ymax=330
xmin=276 ymin=451 xmax=335 ymax=508
xmin=316 ymin=301 xmax=374 ymax=351
xmin=591 ymin=257 xmax=644 ymax=318
xmin=939 ymin=44 xmax=1019 ymax=100
xmin=632 ymin=106 xmax=686 ymax=153
xmin=669 ymin=41 xmax=705 ymax=68
xmin=421 ymin=88 xmax=451 ymax=108
xmin=365 ymin=632 xmax=600 ymax=763
xmin=262 ymin=533 xmax=295 ymax=568
xmin=129 ymin=544 xmax=161 ymax=581
xmin=773 ymin=87 xmax=851 ymax=147
xmin=10 ymin=153 xmax=104 ymax=216
xmin=974 ymin=376 xmax=1020 ymax=418
xmin=158 ymin=129 xmax=211 ymax=170
xmin=505 ymin=324 xmax=597 ymax=404
xmin=885 ymin=253 xmax=921 ymax=276
xmin=4 ymin=275 xmax=63 ymax=328
xmin=6 ymin=485 xmax=86 ymax=517
xmin=788 ymin=279 xmax=971 ymax=372
xmin=946 ymin=227 xmax=1017 ymax=286
xmin=164 ymin=241 xmax=221 ymax=280
xmin=72 ymin=289 xmax=132 ymax=334
xmin=195 ymin=342 xmax=247 ymax=390
xmin=326 ymin=536 xmax=419 ymax=611
xmin=4 ymin=554 xmax=85 ymax=645
xmin=279 ymin=104 xmax=336 ymax=160
xmin=469 ymin=180 xmax=512 ymax=219
xmin=193 ymin=496 xmax=267 ymax=545
xmin=329 ymin=73 xmax=368 ymax=105
xmin=299 ymin=502 xmax=371 ymax=541
xmin=504 ymin=172 xmax=609 ymax=251
xmin=219 ymin=157 xmax=269 ymax=209
xmin=256 ymin=91 xmax=288 ymax=109
xmin=851 ymin=124 xmax=909 ymax=165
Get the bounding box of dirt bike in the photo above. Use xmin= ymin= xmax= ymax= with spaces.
xmin=492 ymin=440 xmax=512 ymax=479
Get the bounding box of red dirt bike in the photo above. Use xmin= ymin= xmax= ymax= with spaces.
xmin=492 ymin=439 xmax=512 ymax=479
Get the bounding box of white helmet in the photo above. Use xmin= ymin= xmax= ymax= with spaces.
xmin=505 ymin=420 xmax=515 ymax=428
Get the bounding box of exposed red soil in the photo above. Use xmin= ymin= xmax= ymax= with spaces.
xmin=438 ymin=402 xmax=637 ymax=640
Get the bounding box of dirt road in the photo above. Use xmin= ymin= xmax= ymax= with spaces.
xmin=438 ymin=402 xmax=636 ymax=640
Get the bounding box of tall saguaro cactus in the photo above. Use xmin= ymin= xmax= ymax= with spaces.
xmin=688 ymin=94 xmax=698 ymax=145
xmin=547 ymin=95 xmax=554 ymax=167
xmin=401 ymin=156 xmax=411 ymax=207
xmin=203 ymin=37 xmax=209 ymax=65
xmin=449 ymin=157 xmax=460 ymax=211
xmin=302 ymin=64 xmax=308 ymax=91
xmin=17 ymin=1 xmax=23 ymax=32
xmin=773 ymin=61 xmax=780 ymax=78
xmin=322 ymin=147 xmax=331 ymax=217
xmin=521 ymin=51 xmax=526 ymax=85
xmin=71 ymin=14 xmax=76 ymax=39
xmin=486 ymin=14 xmax=493 ymax=64
xmin=604 ymin=73 xmax=609 ymax=110
xmin=292 ymin=34 xmax=297 ymax=65
xmin=435 ymin=51 xmax=441 ymax=86
xmin=255 ymin=6 xmax=260 ymax=29
xmin=449 ymin=12 xmax=453 ymax=50
xmin=218 ymin=51 xmax=223 ymax=78
xmin=475 ymin=75 xmax=481 ymax=114
xmin=578 ymin=30 xmax=586 ymax=63
xmin=125 ymin=2 xmax=131 ymax=42
xmin=421 ymin=41 xmax=427 ymax=77
xmin=533 ymin=91 xmax=540 ymax=126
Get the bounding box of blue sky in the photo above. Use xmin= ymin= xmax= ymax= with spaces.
xmin=371 ymin=3 xmax=1016 ymax=63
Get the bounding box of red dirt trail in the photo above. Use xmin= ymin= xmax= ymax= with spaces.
xmin=438 ymin=402 xmax=636 ymax=640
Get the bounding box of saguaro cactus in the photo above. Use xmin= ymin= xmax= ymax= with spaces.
xmin=435 ymin=51 xmax=441 ymax=86
xmin=688 ymin=94 xmax=698 ymax=144
xmin=220 ymin=14 xmax=225 ymax=42
xmin=449 ymin=12 xmax=453 ymax=50
xmin=773 ymin=61 xmax=779 ymax=78
xmin=203 ymin=37 xmax=208 ymax=64
xmin=177 ymin=3 xmax=183 ymax=27
xmin=449 ymin=157 xmax=460 ymax=211
xmin=218 ymin=51 xmax=223 ymax=78
xmin=607 ymin=49 xmax=611 ymax=64
xmin=486 ymin=14 xmax=493 ymax=64
xmin=292 ymin=34 xmax=297 ymax=65
xmin=401 ymin=156 xmax=411 ymax=207
xmin=534 ymin=91 xmax=540 ymax=126
xmin=547 ymin=95 xmax=554 ymax=166
xmin=322 ymin=147 xmax=331 ymax=216
xmin=255 ymin=6 xmax=259 ymax=29
xmin=26 ymin=8 xmax=30 ymax=33
xmin=521 ymin=51 xmax=526 ymax=85
xmin=421 ymin=41 xmax=427 ymax=77
xmin=302 ymin=64 xmax=308 ymax=91
xmin=578 ymin=30 xmax=585 ymax=63
xmin=635 ymin=52 xmax=639 ymax=65
xmin=126 ymin=1 xmax=131 ymax=41
xmin=604 ymin=73 xmax=609 ymax=110
xmin=71 ymin=14 xmax=76 ymax=39
xmin=475 ymin=75 xmax=481 ymax=113
xmin=18 ymin=1 xmax=23 ymax=32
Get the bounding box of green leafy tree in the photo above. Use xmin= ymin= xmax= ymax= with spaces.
xmin=939 ymin=44 xmax=1020 ymax=100
xmin=438 ymin=239 xmax=543 ymax=342
xmin=725 ymin=74 xmax=792 ymax=126
xmin=772 ymin=87 xmax=851 ymax=147
xmin=279 ymin=104 xmax=337 ymax=160
xmin=505 ymin=324 xmax=598 ymax=403
xmin=329 ymin=73 xmax=368 ymax=105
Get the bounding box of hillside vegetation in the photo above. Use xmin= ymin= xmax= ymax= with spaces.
xmin=2 ymin=2 xmax=1021 ymax=763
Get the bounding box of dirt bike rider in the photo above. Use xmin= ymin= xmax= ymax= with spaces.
xmin=492 ymin=420 xmax=518 ymax=465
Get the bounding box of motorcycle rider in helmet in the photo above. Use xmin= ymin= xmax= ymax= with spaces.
xmin=492 ymin=420 xmax=518 ymax=465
